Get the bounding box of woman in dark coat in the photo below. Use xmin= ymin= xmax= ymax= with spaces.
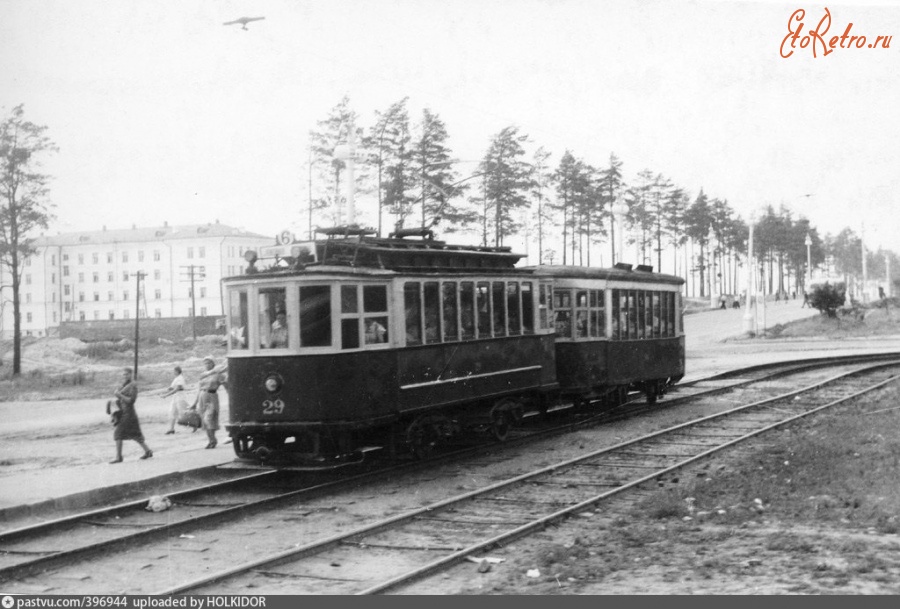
xmin=110 ymin=367 xmax=153 ymax=463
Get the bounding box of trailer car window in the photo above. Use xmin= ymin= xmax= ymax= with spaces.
xmin=476 ymin=282 xmax=491 ymax=338
xmin=492 ymin=282 xmax=506 ymax=337
xmin=522 ymin=282 xmax=534 ymax=334
xmin=507 ymin=283 xmax=521 ymax=336
xmin=443 ymin=282 xmax=459 ymax=342
xmin=554 ymin=289 xmax=572 ymax=338
xmin=460 ymin=282 xmax=476 ymax=339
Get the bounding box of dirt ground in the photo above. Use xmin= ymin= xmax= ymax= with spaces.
xmin=4 ymin=315 xmax=900 ymax=594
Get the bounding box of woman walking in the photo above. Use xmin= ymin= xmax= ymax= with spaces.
xmin=161 ymin=365 xmax=188 ymax=434
xmin=110 ymin=367 xmax=153 ymax=463
xmin=193 ymin=356 xmax=226 ymax=449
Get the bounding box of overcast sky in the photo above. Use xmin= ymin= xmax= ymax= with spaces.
xmin=3 ymin=0 xmax=899 ymax=255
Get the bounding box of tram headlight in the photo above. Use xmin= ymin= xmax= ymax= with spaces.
xmin=264 ymin=374 xmax=283 ymax=394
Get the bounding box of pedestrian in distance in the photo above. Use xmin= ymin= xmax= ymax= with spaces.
xmin=161 ymin=365 xmax=190 ymax=434
xmin=192 ymin=356 xmax=227 ymax=449
xmin=802 ymin=291 xmax=810 ymax=308
xmin=109 ymin=367 xmax=153 ymax=463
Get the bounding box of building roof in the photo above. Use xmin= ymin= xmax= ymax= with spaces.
xmin=32 ymin=222 xmax=270 ymax=247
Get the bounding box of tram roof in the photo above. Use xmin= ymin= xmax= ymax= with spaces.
xmin=524 ymin=264 xmax=685 ymax=286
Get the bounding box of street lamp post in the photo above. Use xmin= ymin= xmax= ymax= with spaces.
xmin=333 ymin=121 xmax=357 ymax=226
xmin=743 ymin=216 xmax=756 ymax=335
xmin=708 ymin=227 xmax=717 ymax=309
xmin=805 ymin=233 xmax=812 ymax=289
xmin=611 ymin=197 xmax=629 ymax=265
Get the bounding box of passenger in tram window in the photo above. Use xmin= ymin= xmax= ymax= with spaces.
xmin=576 ymin=310 xmax=589 ymax=338
xmin=365 ymin=318 xmax=388 ymax=344
xmin=269 ymin=310 xmax=288 ymax=348
xmin=555 ymin=310 xmax=572 ymax=337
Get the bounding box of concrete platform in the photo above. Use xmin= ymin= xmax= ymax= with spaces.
xmin=2 ymin=301 xmax=899 ymax=527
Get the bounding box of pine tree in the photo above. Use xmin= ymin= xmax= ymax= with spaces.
xmin=366 ymin=98 xmax=412 ymax=236
xmin=479 ymin=126 xmax=533 ymax=247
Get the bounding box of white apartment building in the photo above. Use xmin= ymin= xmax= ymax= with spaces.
xmin=1 ymin=222 xmax=272 ymax=339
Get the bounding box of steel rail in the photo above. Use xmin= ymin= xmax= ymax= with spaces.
xmin=157 ymin=360 xmax=900 ymax=595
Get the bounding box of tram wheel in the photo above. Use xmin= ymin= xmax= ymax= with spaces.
xmin=406 ymin=419 xmax=437 ymax=460
xmin=490 ymin=412 xmax=512 ymax=442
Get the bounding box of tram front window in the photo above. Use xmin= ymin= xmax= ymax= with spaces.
xmin=259 ymin=287 xmax=288 ymax=349
xmin=228 ymin=289 xmax=249 ymax=350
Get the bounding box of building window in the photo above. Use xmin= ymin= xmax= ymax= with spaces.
xmin=200 ymin=287 xmax=207 ymax=298
xmin=199 ymin=246 xmax=205 ymax=258
xmin=155 ymin=309 xmax=161 ymax=318
xmin=25 ymin=274 xmax=31 ymax=285
xmin=108 ymin=291 xmax=114 ymax=301
xmin=200 ymin=307 xmax=207 ymax=316
xmin=52 ymin=292 xmax=56 ymax=302
xmin=187 ymin=247 xmax=194 ymax=259
xmin=108 ymin=272 xmax=114 ymax=282
xmin=63 ymin=266 xmax=69 ymax=276
xmin=122 ymin=252 xmax=128 ymax=263
xmin=122 ymin=272 xmax=128 ymax=282
xmin=154 ymin=289 xmax=161 ymax=300
xmin=109 ymin=311 xmax=115 ymax=320
xmin=93 ymin=311 xmax=100 ymax=320
xmin=153 ymin=250 xmax=160 ymax=261
xmin=107 ymin=252 xmax=113 ymax=263
xmin=79 ymin=292 xmax=85 ymax=302
xmin=52 ymin=312 xmax=57 ymax=322
xmin=188 ymin=307 xmax=193 ymax=316
xmin=63 ymin=254 xmax=69 ymax=261
xmin=78 ymin=272 xmax=84 ymax=283
xmin=64 ymin=302 xmax=71 ymax=312
xmin=93 ymin=253 xmax=99 ymax=264
xmin=24 ymin=257 xmax=31 ymax=266
xmin=123 ymin=310 xmax=129 ymax=319
xmin=154 ymin=270 xmax=161 ymax=280
xmin=94 ymin=292 xmax=100 ymax=301
xmin=79 ymin=311 xmax=85 ymax=321
xmin=51 ymin=273 xmax=56 ymax=283
xmin=138 ymin=251 xmax=144 ymax=262
xmin=93 ymin=272 xmax=99 ymax=283
xmin=26 ymin=293 xmax=31 ymax=303
xmin=27 ymin=312 xmax=33 ymax=323
xmin=64 ymin=285 xmax=71 ymax=296
xmin=79 ymin=254 xmax=85 ymax=264
xmin=123 ymin=290 xmax=129 ymax=301
xmin=51 ymin=255 xmax=56 ymax=265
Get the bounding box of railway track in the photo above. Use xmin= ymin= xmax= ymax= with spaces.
xmin=0 ymin=354 xmax=898 ymax=593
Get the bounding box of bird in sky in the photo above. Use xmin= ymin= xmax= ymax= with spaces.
xmin=223 ymin=16 xmax=265 ymax=30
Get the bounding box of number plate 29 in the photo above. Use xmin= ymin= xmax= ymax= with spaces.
xmin=262 ymin=399 xmax=285 ymax=415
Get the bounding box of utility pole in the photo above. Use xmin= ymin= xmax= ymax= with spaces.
xmin=180 ymin=265 xmax=206 ymax=342
xmin=131 ymin=271 xmax=146 ymax=379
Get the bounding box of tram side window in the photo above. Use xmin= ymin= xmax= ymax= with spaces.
xmin=575 ymin=290 xmax=589 ymax=338
xmin=259 ymin=287 xmax=288 ymax=349
xmin=363 ymin=285 xmax=389 ymax=345
xmin=538 ymin=284 xmax=551 ymax=330
xmin=228 ymin=289 xmax=248 ymax=350
xmin=628 ymin=290 xmax=638 ymax=338
xmin=460 ymin=282 xmax=476 ymax=340
xmin=442 ymin=282 xmax=459 ymax=341
xmin=554 ymin=289 xmax=572 ymax=338
xmin=636 ymin=291 xmax=646 ymax=339
xmin=492 ymin=282 xmax=507 ymax=337
xmin=611 ymin=290 xmax=620 ymax=340
xmin=299 ymin=285 xmax=331 ymax=347
xmin=522 ymin=282 xmax=534 ymax=334
xmin=666 ymin=292 xmax=676 ymax=337
xmin=404 ymin=282 xmax=422 ymax=345
xmin=507 ymin=283 xmax=521 ymax=336
xmin=590 ymin=289 xmax=605 ymax=337
xmin=424 ymin=282 xmax=441 ymax=344
xmin=652 ymin=292 xmax=662 ymax=338
xmin=476 ymin=282 xmax=491 ymax=338
xmin=340 ymin=285 xmax=360 ymax=349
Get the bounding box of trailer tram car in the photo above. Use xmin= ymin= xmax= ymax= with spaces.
xmin=222 ymin=228 xmax=684 ymax=466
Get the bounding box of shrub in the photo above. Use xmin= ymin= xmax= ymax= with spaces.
xmin=809 ymin=282 xmax=846 ymax=318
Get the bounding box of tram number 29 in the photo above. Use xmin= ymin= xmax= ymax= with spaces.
xmin=262 ymin=399 xmax=285 ymax=415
